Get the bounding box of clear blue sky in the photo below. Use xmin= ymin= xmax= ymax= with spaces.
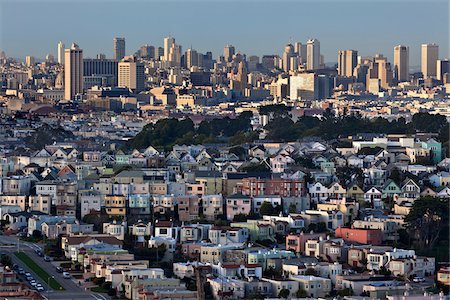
xmin=1 ymin=0 xmax=448 ymax=66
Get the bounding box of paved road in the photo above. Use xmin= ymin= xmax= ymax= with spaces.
xmin=0 ymin=235 xmax=109 ymax=299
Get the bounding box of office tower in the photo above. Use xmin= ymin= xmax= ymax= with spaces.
xmin=64 ymin=43 xmax=83 ymax=100
xmin=294 ymin=42 xmax=302 ymax=55
xmin=113 ymin=37 xmax=126 ymax=61
xmin=164 ymin=36 xmax=175 ymax=62
xmin=168 ymin=43 xmax=182 ymax=67
xmin=366 ymin=54 xmax=392 ymax=92
xmin=230 ymin=61 xmax=248 ymax=92
xmin=155 ymin=47 xmax=164 ymax=61
xmin=289 ymin=73 xmax=318 ymax=100
xmin=118 ymin=56 xmax=145 ymax=92
xmin=306 ymin=39 xmax=320 ymax=70
xmin=282 ymin=44 xmax=294 ymax=72
xmin=248 ymin=55 xmax=259 ymax=72
xmin=436 ymin=59 xmax=450 ymax=82
xmin=338 ymin=50 xmax=358 ymax=77
xmin=262 ymin=55 xmax=276 ymax=70
xmin=83 ymin=58 xmax=118 ymax=86
xmin=25 ymin=56 xmax=35 ymax=67
xmin=185 ymin=48 xmax=198 ymax=69
xmin=421 ymin=43 xmax=439 ymax=79
xmin=202 ymin=51 xmax=214 ymax=70
xmin=57 ymin=41 xmax=65 ymax=64
xmin=139 ymin=44 xmax=155 ymax=59
xmin=224 ymin=45 xmax=235 ymax=63
xmin=393 ymin=45 xmax=409 ymax=82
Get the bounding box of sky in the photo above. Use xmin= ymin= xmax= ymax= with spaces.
xmin=0 ymin=0 xmax=448 ymax=67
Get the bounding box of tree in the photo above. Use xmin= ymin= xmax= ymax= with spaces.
xmin=278 ymin=288 xmax=290 ymax=299
xmin=405 ymin=197 xmax=449 ymax=251
xmin=288 ymin=203 xmax=297 ymax=213
xmin=259 ymin=201 xmax=279 ymax=216
xmin=32 ymin=230 xmax=43 ymax=239
xmin=233 ymin=214 xmax=248 ymax=222
xmin=0 ymin=254 xmax=12 ymax=267
xmin=304 ymin=268 xmax=318 ymax=276
xmin=296 ymin=289 xmax=308 ymax=297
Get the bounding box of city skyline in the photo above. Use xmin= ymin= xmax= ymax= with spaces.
xmin=1 ymin=0 xmax=448 ymax=66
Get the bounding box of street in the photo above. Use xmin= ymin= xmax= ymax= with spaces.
xmin=0 ymin=235 xmax=109 ymax=299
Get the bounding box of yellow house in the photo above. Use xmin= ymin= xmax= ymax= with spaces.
xmin=346 ymin=183 xmax=365 ymax=202
xmin=317 ymin=201 xmax=358 ymax=225
xmin=104 ymin=195 xmax=127 ymax=217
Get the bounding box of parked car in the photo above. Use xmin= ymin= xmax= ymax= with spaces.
xmin=56 ymin=266 xmax=64 ymax=273
xmin=35 ymin=250 xmax=44 ymax=257
xmin=26 ymin=276 xmax=33 ymax=281
xmin=36 ymin=286 xmax=45 ymax=292
xmin=44 ymin=256 xmax=51 ymax=262
xmin=18 ymin=268 xmax=25 ymax=275
xmin=413 ymin=276 xmax=425 ymax=283
xmin=25 ymin=272 xmax=32 ymax=277
xmin=63 ymin=272 xmax=71 ymax=279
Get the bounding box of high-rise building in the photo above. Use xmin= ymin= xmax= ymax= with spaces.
xmin=306 ymin=39 xmax=320 ymax=70
xmin=139 ymin=44 xmax=155 ymax=59
xmin=366 ymin=54 xmax=392 ymax=91
xmin=64 ymin=43 xmax=83 ymax=100
xmin=155 ymin=47 xmax=164 ymax=61
xmin=289 ymin=73 xmax=318 ymax=100
xmin=164 ymin=36 xmax=175 ymax=62
xmin=185 ymin=48 xmax=198 ymax=69
xmin=282 ymin=44 xmax=294 ymax=72
xmin=393 ymin=45 xmax=409 ymax=82
xmin=294 ymin=42 xmax=302 ymax=55
xmin=25 ymin=56 xmax=35 ymax=67
xmin=118 ymin=56 xmax=145 ymax=93
xmin=224 ymin=45 xmax=235 ymax=63
xmin=168 ymin=43 xmax=182 ymax=67
xmin=436 ymin=59 xmax=450 ymax=82
xmin=113 ymin=37 xmax=126 ymax=61
xmin=338 ymin=50 xmax=358 ymax=77
xmin=421 ymin=43 xmax=439 ymax=79
xmin=83 ymin=58 xmax=118 ymax=86
xmin=57 ymin=41 xmax=65 ymax=65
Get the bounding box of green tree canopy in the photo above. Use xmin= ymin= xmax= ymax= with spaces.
xmin=405 ymin=197 xmax=449 ymax=251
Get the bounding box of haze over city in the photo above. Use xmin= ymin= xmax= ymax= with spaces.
xmin=1 ymin=0 xmax=448 ymax=65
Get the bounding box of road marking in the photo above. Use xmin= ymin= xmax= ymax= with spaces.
xmin=42 ymin=295 xmax=49 ymax=300
xmin=95 ymin=293 xmax=107 ymax=300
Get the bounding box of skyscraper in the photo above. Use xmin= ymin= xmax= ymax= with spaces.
xmin=155 ymin=47 xmax=164 ymax=61
xmin=164 ymin=36 xmax=175 ymax=62
xmin=118 ymin=56 xmax=145 ymax=93
xmin=25 ymin=56 xmax=35 ymax=67
xmin=168 ymin=43 xmax=182 ymax=67
xmin=282 ymin=44 xmax=294 ymax=72
xmin=64 ymin=43 xmax=83 ymax=100
xmin=185 ymin=48 xmax=198 ymax=69
xmin=224 ymin=45 xmax=235 ymax=63
xmin=421 ymin=43 xmax=439 ymax=79
xmin=338 ymin=50 xmax=358 ymax=77
xmin=306 ymin=39 xmax=320 ymax=70
xmin=57 ymin=41 xmax=65 ymax=65
xmin=394 ymin=45 xmax=409 ymax=82
xmin=366 ymin=54 xmax=392 ymax=92
xmin=436 ymin=59 xmax=450 ymax=82
xmin=113 ymin=37 xmax=126 ymax=61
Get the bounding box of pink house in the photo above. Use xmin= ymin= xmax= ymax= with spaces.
xmin=226 ymin=193 xmax=252 ymax=221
